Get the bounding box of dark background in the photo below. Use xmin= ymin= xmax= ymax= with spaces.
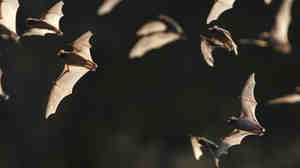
xmin=1 ymin=0 xmax=300 ymax=168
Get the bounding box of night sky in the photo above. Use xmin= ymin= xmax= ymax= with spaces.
xmin=1 ymin=0 xmax=300 ymax=168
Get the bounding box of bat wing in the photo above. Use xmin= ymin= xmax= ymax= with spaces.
xmin=219 ymin=129 xmax=254 ymax=153
xmin=270 ymin=0 xmax=294 ymax=45
xmin=159 ymin=14 xmax=184 ymax=34
xmin=190 ymin=136 xmax=219 ymax=160
xmin=206 ymin=0 xmax=236 ymax=24
xmin=190 ymin=136 xmax=204 ymax=160
xmin=41 ymin=1 xmax=64 ymax=31
xmin=129 ymin=32 xmax=180 ymax=59
xmin=0 ymin=0 xmax=19 ymax=34
xmin=136 ymin=21 xmax=167 ymax=36
xmin=200 ymin=37 xmax=215 ymax=67
xmin=45 ymin=65 xmax=88 ymax=119
xmin=238 ymin=38 xmax=269 ymax=47
xmin=97 ymin=0 xmax=123 ymax=16
xmin=239 ymin=73 xmax=259 ymax=123
xmin=264 ymin=0 xmax=272 ymax=5
xmin=72 ymin=31 xmax=94 ymax=61
xmin=268 ymin=93 xmax=300 ymax=104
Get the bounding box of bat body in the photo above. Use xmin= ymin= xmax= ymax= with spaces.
xmin=0 ymin=68 xmax=9 ymax=101
xmin=227 ymin=73 xmax=266 ymax=135
xmin=190 ymin=130 xmax=256 ymax=168
xmin=129 ymin=15 xmax=185 ymax=59
xmin=200 ymin=25 xmax=238 ymax=67
xmin=97 ymin=0 xmax=123 ymax=16
xmin=0 ymin=0 xmax=19 ymax=41
xmin=23 ymin=1 xmax=64 ymax=37
xmin=45 ymin=31 xmax=97 ymax=119
xmin=206 ymin=0 xmax=236 ymax=24
xmin=239 ymin=0 xmax=294 ymax=54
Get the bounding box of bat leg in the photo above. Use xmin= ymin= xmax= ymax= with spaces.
xmin=54 ymin=65 xmax=70 ymax=84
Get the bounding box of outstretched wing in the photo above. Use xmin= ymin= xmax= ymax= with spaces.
xmin=200 ymin=37 xmax=215 ymax=67
xmin=129 ymin=32 xmax=180 ymax=59
xmin=0 ymin=0 xmax=19 ymax=34
xmin=270 ymin=0 xmax=294 ymax=44
xmin=159 ymin=14 xmax=184 ymax=34
xmin=268 ymin=93 xmax=300 ymax=104
xmin=72 ymin=31 xmax=93 ymax=61
xmin=97 ymin=0 xmax=123 ymax=16
xmin=219 ymin=129 xmax=254 ymax=152
xmin=45 ymin=65 xmax=89 ymax=119
xmin=206 ymin=0 xmax=236 ymax=24
xmin=240 ymin=73 xmax=259 ymax=123
xmin=136 ymin=21 xmax=167 ymax=36
xmin=41 ymin=1 xmax=64 ymax=30
xmin=190 ymin=136 xmax=203 ymax=160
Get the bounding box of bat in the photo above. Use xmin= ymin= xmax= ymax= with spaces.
xmin=45 ymin=31 xmax=98 ymax=119
xmin=0 ymin=68 xmax=9 ymax=101
xmin=190 ymin=130 xmax=256 ymax=168
xmin=97 ymin=0 xmax=123 ymax=16
xmin=268 ymin=87 xmax=300 ymax=104
xmin=206 ymin=0 xmax=236 ymax=24
xmin=0 ymin=0 xmax=19 ymax=41
xmin=129 ymin=32 xmax=180 ymax=59
xmin=130 ymin=15 xmax=185 ymax=59
xmin=264 ymin=0 xmax=272 ymax=5
xmin=200 ymin=25 xmax=238 ymax=67
xmin=23 ymin=1 xmax=64 ymax=37
xmin=227 ymin=73 xmax=266 ymax=135
xmin=239 ymin=0 xmax=294 ymax=54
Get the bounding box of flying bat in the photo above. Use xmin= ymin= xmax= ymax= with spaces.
xmin=45 ymin=31 xmax=98 ymax=119
xmin=200 ymin=25 xmax=238 ymax=67
xmin=0 ymin=0 xmax=20 ymax=41
xmin=239 ymin=0 xmax=294 ymax=54
xmin=0 ymin=68 xmax=9 ymax=101
xmin=268 ymin=87 xmax=300 ymax=104
xmin=227 ymin=73 xmax=266 ymax=135
xmin=129 ymin=15 xmax=186 ymax=59
xmin=190 ymin=130 xmax=256 ymax=168
xmin=23 ymin=1 xmax=64 ymax=37
xmin=97 ymin=0 xmax=123 ymax=16
xmin=206 ymin=0 xmax=236 ymax=24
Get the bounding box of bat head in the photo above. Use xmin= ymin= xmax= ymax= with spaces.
xmin=227 ymin=116 xmax=238 ymax=125
xmin=57 ymin=49 xmax=65 ymax=56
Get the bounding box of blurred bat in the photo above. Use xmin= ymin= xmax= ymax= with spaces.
xmin=45 ymin=31 xmax=98 ymax=119
xmin=129 ymin=15 xmax=186 ymax=59
xmin=0 ymin=0 xmax=20 ymax=41
xmin=227 ymin=73 xmax=266 ymax=135
xmin=239 ymin=0 xmax=294 ymax=54
xmin=0 ymin=68 xmax=9 ymax=101
xmin=200 ymin=25 xmax=238 ymax=67
xmin=23 ymin=1 xmax=64 ymax=37
xmin=268 ymin=87 xmax=300 ymax=104
xmin=264 ymin=0 xmax=272 ymax=5
xmin=206 ymin=0 xmax=236 ymax=24
xmin=97 ymin=0 xmax=123 ymax=16
xmin=190 ymin=130 xmax=256 ymax=168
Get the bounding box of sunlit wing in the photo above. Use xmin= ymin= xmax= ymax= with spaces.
xmin=136 ymin=21 xmax=167 ymax=36
xmin=45 ymin=65 xmax=88 ymax=119
xmin=206 ymin=0 xmax=236 ymax=24
xmin=220 ymin=129 xmax=254 ymax=149
xmin=129 ymin=32 xmax=180 ymax=59
xmin=268 ymin=93 xmax=300 ymax=104
xmin=200 ymin=37 xmax=215 ymax=67
xmin=97 ymin=0 xmax=123 ymax=16
xmin=0 ymin=0 xmax=19 ymax=34
xmin=190 ymin=136 xmax=203 ymax=160
xmin=72 ymin=31 xmax=93 ymax=61
xmin=41 ymin=1 xmax=64 ymax=30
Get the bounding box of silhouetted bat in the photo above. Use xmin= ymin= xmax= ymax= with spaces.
xmin=227 ymin=73 xmax=266 ymax=135
xmin=45 ymin=31 xmax=98 ymax=119
xmin=190 ymin=130 xmax=256 ymax=168
xmin=206 ymin=0 xmax=236 ymax=24
xmin=239 ymin=0 xmax=294 ymax=54
xmin=268 ymin=87 xmax=300 ymax=104
xmin=23 ymin=1 xmax=64 ymax=37
xmin=0 ymin=68 xmax=9 ymax=101
xmin=129 ymin=15 xmax=186 ymax=59
xmin=200 ymin=25 xmax=238 ymax=67
xmin=97 ymin=0 xmax=123 ymax=16
xmin=0 ymin=0 xmax=19 ymax=41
